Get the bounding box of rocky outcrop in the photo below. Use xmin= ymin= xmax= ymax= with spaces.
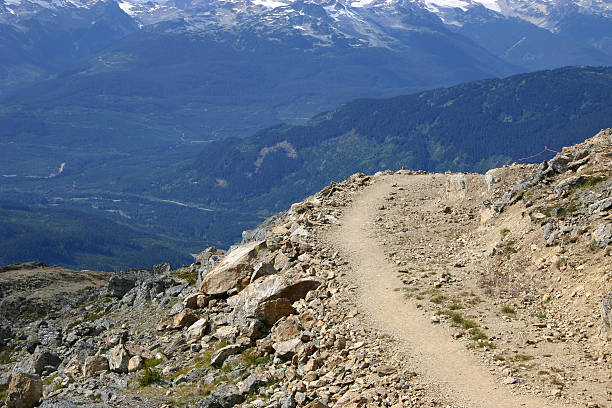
xmin=6 ymin=373 xmax=42 ymax=408
xmin=107 ymin=263 xmax=172 ymax=299
xmin=227 ymin=273 xmax=322 ymax=327
xmin=199 ymin=241 xmax=268 ymax=296
xmin=82 ymin=356 xmax=109 ymax=378
xmin=108 ymin=345 xmax=130 ymax=374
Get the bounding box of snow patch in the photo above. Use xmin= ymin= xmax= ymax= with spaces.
xmin=252 ymin=0 xmax=287 ymax=8
xmin=475 ymin=0 xmax=500 ymax=12
xmin=349 ymin=0 xmax=377 ymax=8
xmin=425 ymin=0 xmax=469 ymax=11
xmin=424 ymin=0 xmax=501 ymax=13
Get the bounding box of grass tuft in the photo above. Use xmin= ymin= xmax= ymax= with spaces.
xmin=138 ymin=367 xmax=162 ymax=387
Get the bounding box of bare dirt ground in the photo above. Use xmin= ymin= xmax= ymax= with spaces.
xmin=325 ymin=172 xmax=610 ymax=408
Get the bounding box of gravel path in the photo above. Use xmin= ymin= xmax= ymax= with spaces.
xmin=329 ymin=174 xmax=569 ymax=408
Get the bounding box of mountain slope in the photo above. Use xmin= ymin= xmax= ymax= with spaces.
xmin=176 ymin=66 xmax=612 ymax=211
xmin=2 ymin=66 xmax=611 ymax=270
xmin=0 ymin=0 xmax=138 ymax=96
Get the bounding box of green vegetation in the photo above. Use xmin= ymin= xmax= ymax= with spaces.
xmin=570 ymin=175 xmax=609 ymax=194
xmin=534 ymin=310 xmax=547 ymax=319
xmin=144 ymin=358 xmax=163 ymax=369
xmin=241 ymin=349 xmax=270 ymax=368
xmin=514 ymin=354 xmax=534 ymax=362
xmin=501 ymin=306 xmax=516 ymax=315
xmin=138 ymin=367 xmax=162 ymax=387
xmin=0 ymin=200 xmax=199 ymax=270
xmin=173 ymin=268 xmax=199 ymax=286
xmin=430 ymin=295 xmax=447 ymax=304
xmin=0 ymin=346 xmax=18 ymax=365
xmin=471 ymin=329 xmax=488 ymax=341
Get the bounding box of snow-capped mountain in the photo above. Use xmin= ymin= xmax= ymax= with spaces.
xmin=419 ymin=0 xmax=610 ymax=28
xmin=0 ymin=0 xmax=610 ymax=119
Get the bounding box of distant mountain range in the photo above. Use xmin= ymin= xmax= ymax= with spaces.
xmin=1 ymin=66 xmax=611 ymax=270
xmin=1 ymin=0 xmax=611 ymax=139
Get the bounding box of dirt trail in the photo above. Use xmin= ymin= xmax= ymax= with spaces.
xmin=329 ymin=174 xmax=571 ymax=408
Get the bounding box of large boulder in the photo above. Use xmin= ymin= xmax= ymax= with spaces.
xmin=6 ymin=373 xmax=42 ymax=408
xmin=186 ymin=318 xmax=210 ymax=342
xmin=108 ymin=345 xmax=130 ymax=373
xmin=195 ymin=385 xmax=244 ymax=408
xmin=210 ymin=345 xmax=243 ymax=368
xmin=31 ymin=348 xmax=61 ymax=375
xmin=107 ymin=263 xmax=171 ymax=299
xmin=173 ymin=310 xmax=199 ymax=329
xmin=128 ymin=356 xmax=144 ymax=372
xmin=227 ymin=273 xmax=322 ymax=326
xmin=256 ymin=298 xmax=296 ymax=326
xmin=82 ymin=355 xmax=109 ymax=378
xmin=593 ymin=222 xmax=612 ymax=248
xmin=199 ymin=241 xmax=268 ymax=296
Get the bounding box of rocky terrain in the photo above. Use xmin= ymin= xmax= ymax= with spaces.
xmin=1 ymin=129 xmax=611 ymax=408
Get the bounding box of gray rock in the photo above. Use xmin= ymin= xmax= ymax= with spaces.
xmin=31 ymin=348 xmax=61 ymax=376
xmin=107 ymin=276 xmax=137 ymax=299
xmin=593 ymin=222 xmax=612 ymax=248
xmin=0 ymin=323 xmax=12 ymax=348
xmin=590 ymin=197 xmax=612 ymax=213
xmin=153 ymin=262 xmax=172 ymax=275
xmin=195 ymin=384 xmax=245 ymax=408
xmin=37 ymin=322 xmax=62 ymax=347
xmin=567 ymin=156 xmax=590 ymax=171
xmin=542 ymin=221 xmax=556 ymax=240
xmin=6 ymin=372 xmax=42 ymax=408
xmin=534 ymin=161 xmax=554 ymax=181
xmin=250 ymin=262 xmax=278 ymax=283
xmin=549 ymin=154 xmax=571 ymax=174
xmin=237 ymin=374 xmax=268 ymax=395
xmin=554 ymin=176 xmax=584 ymax=194
xmin=278 ymin=393 xmax=297 ymax=408
xmin=484 ymin=173 xmax=499 ymax=191
xmin=39 ymin=397 xmax=110 ymax=408
xmin=169 ymin=302 xmax=185 ymax=316
xmin=211 ymin=345 xmax=243 ymax=368
xmin=108 ymin=264 xmax=171 ymax=299
xmin=166 ymin=284 xmax=188 ymax=297
xmin=174 ymin=368 xmax=203 ymax=385
xmin=108 ymin=345 xmax=130 ymax=373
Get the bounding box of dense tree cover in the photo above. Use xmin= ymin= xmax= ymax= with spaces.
xmin=0 ymin=200 xmax=197 ymax=271
xmin=182 ymin=66 xmax=612 ymax=206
